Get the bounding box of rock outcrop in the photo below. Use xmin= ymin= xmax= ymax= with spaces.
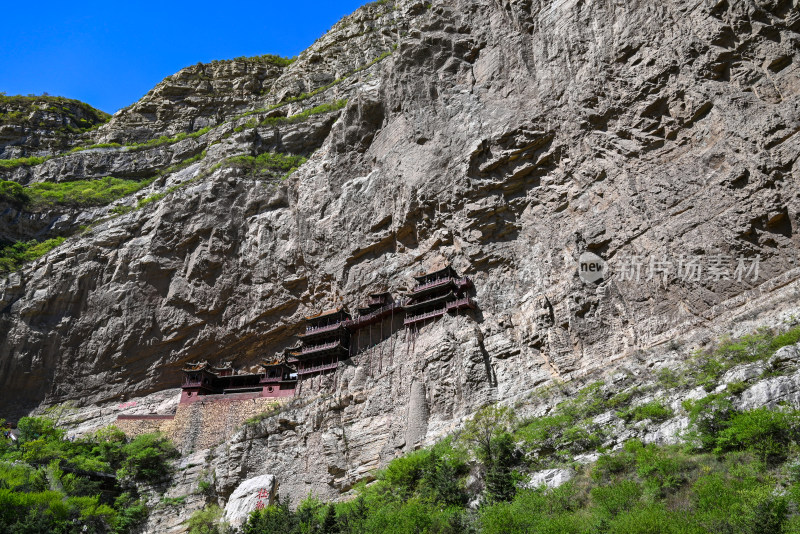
xmin=1 ymin=0 xmax=800 ymax=530
xmin=0 ymin=95 xmax=109 ymax=159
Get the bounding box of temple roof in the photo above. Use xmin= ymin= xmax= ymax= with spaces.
xmin=413 ymin=265 xmax=457 ymax=282
xmin=182 ymin=362 xmax=219 ymax=373
xmin=261 ymin=359 xmax=294 ymax=369
xmin=304 ymin=307 xmax=351 ymax=321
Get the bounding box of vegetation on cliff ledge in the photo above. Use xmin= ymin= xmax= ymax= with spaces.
xmin=185 ymin=323 xmax=800 ymax=534
xmin=0 ymin=417 xmax=177 ymax=533
xmin=0 ymin=94 xmax=111 ymax=132
xmin=225 ymin=403 xmax=800 ymax=534
xmin=0 ymin=45 xmax=391 ymax=172
xmin=0 ymin=238 xmax=66 ymax=273
xmin=0 ymin=177 xmax=154 ymax=210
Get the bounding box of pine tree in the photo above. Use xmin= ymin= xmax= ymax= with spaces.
xmin=322 ymin=503 xmax=339 ymax=534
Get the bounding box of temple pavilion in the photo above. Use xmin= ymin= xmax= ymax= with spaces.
xmin=403 ymin=265 xmax=476 ymax=327
xmin=290 ymin=308 xmax=351 ymax=378
xmin=180 ymin=359 xmax=298 ymax=403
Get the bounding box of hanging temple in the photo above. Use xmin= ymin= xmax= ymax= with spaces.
xmin=178 ymin=265 xmax=477 ymax=404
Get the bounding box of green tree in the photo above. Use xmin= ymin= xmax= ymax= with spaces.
xmin=460 ymin=404 xmax=516 ymax=465
xmin=321 ymin=503 xmax=338 ymax=534
xmin=484 ymin=432 xmax=519 ymax=503
xmin=241 ymin=498 xmax=296 ymax=534
xmin=714 ymin=408 xmax=800 ymax=465
xmin=187 ymin=505 xmax=231 ymax=534
xmin=460 ymin=404 xmax=519 ymax=503
xmin=116 ymin=433 xmax=178 ymax=483
xmin=17 ymin=416 xmax=62 ymax=443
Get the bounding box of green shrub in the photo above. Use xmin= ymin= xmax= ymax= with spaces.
xmin=244 ymin=403 xmax=283 ymax=426
xmin=770 ymin=325 xmax=800 ymax=352
xmin=617 ymin=400 xmax=674 ymax=423
xmin=0 ymin=237 xmax=66 ymax=273
xmin=377 ymin=439 xmax=469 ymax=506
xmin=160 ymin=496 xmax=186 ymax=507
xmin=479 ymin=484 xmax=587 ymax=534
xmin=683 ymin=393 xmax=737 ymax=451
xmin=631 ymin=441 xmax=690 ymax=498
xmin=17 ymin=416 xmax=63 ymax=442
xmin=604 ymin=504 xmax=696 ymax=534
xmin=0 ymin=180 xmax=30 ymax=205
xmin=713 ymin=408 xmax=800 ymax=465
xmin=242 ymin=499 xmax=296 ymax=533
xmin=518 ymin=383 xmax=615 ymax=462
xmin=69 ymin=142 xmax=122 ymax=153
xmin=0 ymin=418 xmax=176 ymax=533
xmin=188 ymin=504 xmax=231 ymax=534
xmin=421 ymin=440 xmax=470 ymax=506
xmin=607 ymin=390 xmax=635 ymax=409
xmin=234 ymin=99 xmax=348 ymax=133
xmin=111 ymin=492 xmax=149 ymax=533
xmin=656 ymin=367 xmax=683 ymax=389
xmin=221 ymin=54 xmax=295 ymax=67
xmin=591 ymin=479 xmax=642 ymax=516
xmin=692 ymin=472 xmax=788 ymax=534
xmin=483 ymin=431 xmax=520 ymax=503
xmin=116 ymin=433 xmax=179 ymax=483
xmin=381 ymin=448 xmax=430 ymax=494
xmin=685 ymin=325 xmax=800 ymax=390
xmin=716 ymin=328 xmax=775 ymax=364
xmin=222 ymin=152 xmax=308 ymax=179
xmin=110 ymin=205 xmax=134 ymax=215
xmin=0 ymin=155 xmax=50 ymax=168
xmin=136 ymin=192 xmax=165 ymax=209
xmin=592 ymin=449 xmax=637 ymax=483
xmin=27 ymin=176 xmax=153 ymax=208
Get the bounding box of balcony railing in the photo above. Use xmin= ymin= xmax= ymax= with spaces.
xmin=410 ymin=277 xmax=454 ymax=294
xmin=404 ymin=307 xmax=447 ymax=325
xmin=403 ymin=291 xmax=453 ymax=309
xmin=404 ymin=297 xmax=476 ymax=326
xmin=455 ymin=277 xmax=472 ymax=289
xmin=447 ymin=297 xmax=476 ymax=310
xmin=301 ymin=340 xmax=344 ymax=355
xmin=303 ymin=321 xmax=346 ymax=336
xmin=260 ymin=375 xmax=283 ymax=383
xmin=296 ymin=362 xmax=339 ymax=375
xmin=350 ymin=302 xmax=401 ymax=328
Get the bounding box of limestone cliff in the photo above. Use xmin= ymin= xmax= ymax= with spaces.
xmin=0 ymin=95 xmax=109 ymax=159
xmin=1 ymin=0 xmax=800 ymax=530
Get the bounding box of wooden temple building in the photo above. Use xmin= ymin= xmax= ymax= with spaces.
xmin=403 ymin=266 xmax=476 ymax=327
xmin=179 ymin=265 xmax=476 ymax=400
xmin=291 ymin=308 xmax=352 ymax=378
xmin=180 ymin=360 xmax=297 ymax=403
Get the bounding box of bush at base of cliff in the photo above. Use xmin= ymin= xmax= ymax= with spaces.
xmin=713 ymin=408 xmax=800 ymax=465
xmin=115 ymin=433 xmax=179 ymax=483
xmin=0 ymin=417 xmax=179 ymax=533
xmin=240 ymin=498 xmax=295 ymax=533
xmin=187 ymin=505 xmax=234 ymax=534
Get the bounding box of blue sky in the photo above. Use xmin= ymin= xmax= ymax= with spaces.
xmin=0 ymin=1 xmax=369 ymax=113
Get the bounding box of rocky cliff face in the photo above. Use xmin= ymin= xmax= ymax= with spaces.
xmin=2 ymin=0 xmax=800 ymax=529
xmin=0 ymin=95 xmax=109 ymax=159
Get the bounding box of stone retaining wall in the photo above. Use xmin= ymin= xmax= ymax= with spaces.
xmin=116 ymin=397 xmax=286 ymax=453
